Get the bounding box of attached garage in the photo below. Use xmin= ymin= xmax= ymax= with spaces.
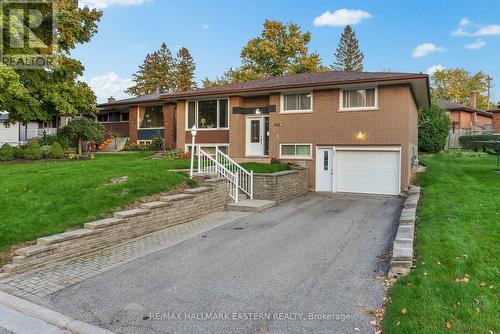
xmin=316 ymin=146 xmax=401 ymax=196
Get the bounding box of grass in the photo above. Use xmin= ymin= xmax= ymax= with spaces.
xmin=382 ymin=152 xmax=499 ymax=333
xmin=0 ymin=153 xmax=193 ymax=254
xmin=240 ymin=162 xmax=290 ymax=173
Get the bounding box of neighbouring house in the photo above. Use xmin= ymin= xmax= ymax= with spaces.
xmin=0 ymin=112 xmax=23 ymax=145
xmin=98 ymin=71 xmax=430 ymax=195
xmin=489 ymin=106 xmax=500 ymax=134
xmin=437 ymin=96 xmax=493 ymax=133
xmin=96 ymin=92 xmax=174 ymax=149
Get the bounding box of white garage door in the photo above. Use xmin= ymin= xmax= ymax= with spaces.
xmin=336 ymin=150 xmax=400 ymax=195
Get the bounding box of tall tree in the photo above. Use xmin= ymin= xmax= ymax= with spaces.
xmin=203 ymin=20 xmax=325 ymax=87
xmin=1 ymin=0 xmax=102 ymax=124
xmin=332 ymin=25 xmax=364 ymax=72
xmin=174 ymin=47 xmax=196 ymax=91
xmin=126 ymin=42 xmax=176 ymax=95
xmin=431 ymin=68 xmax=490 ymax=110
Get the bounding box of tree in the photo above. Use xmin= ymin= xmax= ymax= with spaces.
xmin=431 ymin=68 xmax=490 ymax=110
xmin=1 ymin=0 xmax=102 ymax=124
xmin=126 ymin=43 xmax=176 ymax=95
xmin=203 ymin=20 xmax=325 ymax=87
xmin=332 ymin=25 xmax=364 ymax=72
xmin=58 ymin=119 xmax=104 ymax=155
xmin=418 ymin=104 xmax=451 ymax=153
xmin=174 ymin=47 xmax=197 ymax=91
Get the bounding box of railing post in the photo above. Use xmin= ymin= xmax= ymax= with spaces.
xmin=234 ymin=172 xmax=239 ymax=203
xmin=250 ymin=170 xmax=254 ymax=199
xmin=197 ymin=146 xmax=201 ymax=173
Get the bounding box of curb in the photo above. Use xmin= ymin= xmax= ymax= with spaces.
xmin=388 ymin=186 xmax=421 ymax=277
xmin=0 ymin=291 xmax=113 ymax=334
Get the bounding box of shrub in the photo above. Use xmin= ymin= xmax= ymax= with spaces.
xmin=0 ymin=143 xmax=15 ymax=161
xmin=24 ymin=141 xmax=42 ymax=160
xmin=147 ymin=136 xmax=164 ymax=151
xmin=164 ymin=149 xmax=182 ymax=160
xmin=14 ymin=146 xmax=25 ymax=159
xmin=37 ymin=133 xmax=58 ymax=146
xmin=41 ymin=145 xmax=52 ymax=157
xmin=49 ymin=142 xmax=65 ymax=159
xmin=418 ymin=104 xmax=451 ymax=153
xmin=124 ymin=143 xmax=147 ymax=151
xmin=443 ymin=149 xmax=487 ymax=158
xmin=458 ymin=135 xmax=500 ymax=151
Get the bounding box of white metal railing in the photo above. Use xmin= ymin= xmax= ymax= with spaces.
xmin=214 ymin=149 xmax=253 ymax=199
xmin=196 ymin=147 xmax=253 ymax=203
xmin=197 ymin=148 xmax=239 ymax=202
xmin=26 ymin=128 xmax=57 ymax=139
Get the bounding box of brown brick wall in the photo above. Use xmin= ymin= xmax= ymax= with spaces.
xmin=476 ymin=114 xmax=493 ymax=127
xmin=103 ymin=122 xmax=129 ymax=137
xmin=163 ymin=103 xmax=176 ymax=149
xmin=129 ymin=106 xmax=139 ymax=144
xmin=253 ymin=167 xmax=308 ymax=202
xmin=493 ymin=112 xmax=500 ymax=134
xmin=185 ymin=130 xmax=229 ymax=145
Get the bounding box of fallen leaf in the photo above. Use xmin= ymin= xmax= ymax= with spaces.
xmin=424 ymin=272 xmax=428 ymax=276
xmin=489 ymin=285 xmax=496 ymax=289
xmin=455 ymin=276 xmax=469 ymax=283
xmin=354 ymin=328 xmax=360 ymax=331
xmin=463 ymin=254 xmax=468 ymax=258
xmin=476 ymin=307 xmax=480 ymax=313
xmin=474 ymin=298 xmax=480 ymax=304
xmin=446 ymin=321 xmax=453 ymax=329
xmin=397 ymin=321 xmax=400 ymax=326
xmin=480 ymin=282 xmax=486 ymax=286
xmin=437 ymin=261 xmax=441 ymax=265
xmin=401 ymin=308 xmax=408 ymax=315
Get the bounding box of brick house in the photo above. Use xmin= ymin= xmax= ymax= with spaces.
xmin=98 ymin=71 xmax=430 ymax=195
xmin=437 ymin=98 xmax=493 ymax=132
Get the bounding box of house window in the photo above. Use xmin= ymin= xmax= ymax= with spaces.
xmin=139 ymin=106 xmax=163 ymax=129
xmin=282 ymin=93 xmax=312 ymax=112
xmin=109 ymin=112 xmax=121 ymax=122
xmin=186 ymin=144 xmax=229 ymax=155
xmin=97 ymin=114 xmax=109 ymax=122
xmin=186 ymin=99 xmax=229 ymax=129
xmin=340 ymin=88 xmax=377 ymax=110
xmin=121 ymin=112 xmax=129 ymax=122
xmin=279 ymin=144 xmax=312 ymax=159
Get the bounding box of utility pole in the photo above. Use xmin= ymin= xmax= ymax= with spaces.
xmin=486 ymin=75 xmax=493 ymax=109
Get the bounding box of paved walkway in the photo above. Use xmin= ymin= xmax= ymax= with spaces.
xmin=0 ymin=304 xmax=70 ymax=334
xmin=0 ymin=211 xmax=250 ymax=302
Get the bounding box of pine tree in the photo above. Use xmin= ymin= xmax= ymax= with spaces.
xmin=126 ymin=42 xmax=176 ymax=96
xmin=174 ymin=47 xmax=197 ymax=91
xmin=332 ymin=25 xmax=364 ymax=72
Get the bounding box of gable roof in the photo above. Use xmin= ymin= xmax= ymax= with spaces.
xmin=97 ymin=92 xmax=162 ymax=109
xmin=437 ymin=99 xmax=493 ymax=118
xmin=99 ymin=71 xmax=430 ymax=109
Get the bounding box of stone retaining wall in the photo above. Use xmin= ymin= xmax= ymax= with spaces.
xmin=1 ymin=178 xmax=229 ymax=275
xmin=388 ymin=186 xmax=420 ymax=277
xmin=252 ymin=167 xmax=308 ymax=202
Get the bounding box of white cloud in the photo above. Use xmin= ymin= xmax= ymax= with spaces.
xmin=459 ymin=18 xmax=470 ymax=26
xmin=80 ymin=0 xmax=147 ymax=9
xmin=202 ymin=24 xmax=209 ymax=30
xmin=313 ymin=9 xmax=372 ymax=27
xmin=426 ymin=64 xmax=445 ymax=75
xmin=465 ymin=39 xmax=486 ymax=49
xmin=85 ymin=72 xmax=133 ymax=103
xmin=412 ymin=43 xmax=447 ymax=58
xmin=452 ymin=18 xmax=500 ymax=36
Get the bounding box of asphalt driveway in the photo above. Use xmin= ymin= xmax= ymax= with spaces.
xmin=41 ymin=193 xmax=402 ymax=334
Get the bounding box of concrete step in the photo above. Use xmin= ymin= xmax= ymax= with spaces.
xmin=226 ymin=199 xmax=275 ymax=213
xmin=102 ymin=137 xmax=128 ymax=152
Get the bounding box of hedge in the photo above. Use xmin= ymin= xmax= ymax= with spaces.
xmin=459 ymin=135 xmax=500 ymax=151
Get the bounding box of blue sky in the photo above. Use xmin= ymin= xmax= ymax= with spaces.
xmin=76 ymin=0 xmax=500 ymax=104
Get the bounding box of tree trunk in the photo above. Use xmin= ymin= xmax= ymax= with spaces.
xmin=78 ymin=137 xmax=83 ymax=155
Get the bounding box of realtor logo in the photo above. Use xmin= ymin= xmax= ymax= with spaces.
xmin=0 ymin=0 xmax=57 ymax=69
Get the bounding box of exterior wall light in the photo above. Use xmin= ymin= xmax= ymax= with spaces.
xmin=356 ymin=131 xmax=366 ymax=140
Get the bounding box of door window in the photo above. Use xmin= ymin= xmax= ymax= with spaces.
xmin=250 ymin=120 xmax=260 ymax=143
xmin=323 ymin=151 xmax=329 ymax=170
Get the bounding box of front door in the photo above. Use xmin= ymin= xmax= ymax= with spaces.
xmin=316 ymin=148 xmax=334 ymax=192
xmin=246 ymin=116 xmax=267 ymax=156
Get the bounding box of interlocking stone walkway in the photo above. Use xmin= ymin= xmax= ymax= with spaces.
xmin=0 ymin=211 xmax=250 ymax=302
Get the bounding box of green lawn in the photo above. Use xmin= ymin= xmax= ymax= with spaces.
xmin=240 ymin=162 xmax=290 ymax=173
xmin=382 ymin=153 xmax=499 ymax=333
xmin=0 ymin=153 xmax=193 ymax=255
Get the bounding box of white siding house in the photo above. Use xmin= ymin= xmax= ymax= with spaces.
xmin=0 ymin=112 xmax=22 ymax=145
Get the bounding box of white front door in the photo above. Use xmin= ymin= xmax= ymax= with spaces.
xmin=246 ymin=117 xmax=264 ymax=156
xmin=316 ymin=148 xmax=334 ymax=192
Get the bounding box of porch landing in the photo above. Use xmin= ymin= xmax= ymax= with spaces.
xmin=226 ymin=199 xmax=275 ymax=212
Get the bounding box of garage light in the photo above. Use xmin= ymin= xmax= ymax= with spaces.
xmin=356 ymin=131 xmax=366 ymax=140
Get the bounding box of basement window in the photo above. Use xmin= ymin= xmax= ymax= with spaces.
xmin=279 ymin=144 xmax=312 ymax=159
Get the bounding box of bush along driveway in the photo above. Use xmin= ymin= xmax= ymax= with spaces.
xmin=382 ymin=152 xmax=499 ymax=333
